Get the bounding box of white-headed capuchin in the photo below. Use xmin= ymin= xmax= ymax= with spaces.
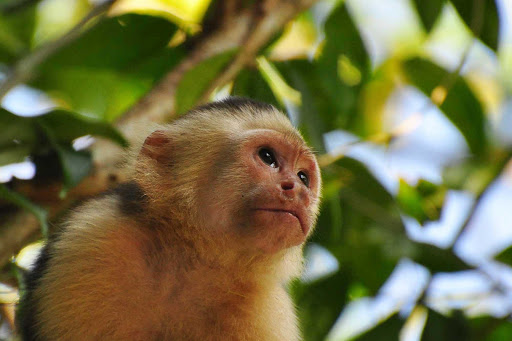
xmin=16 ymin=97 xmax=322 ymax=340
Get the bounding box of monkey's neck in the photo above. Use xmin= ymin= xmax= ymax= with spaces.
xmin=143 ymin=219 xmax=302 ymax=287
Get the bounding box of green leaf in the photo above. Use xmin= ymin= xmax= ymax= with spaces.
xmin=232 ymin=68 xmax=281 ymax=109
xmin=35 ymin=110 xmax=127 ymax=147
xmin=53 ymin=145 xmax=92 ymax=197
xmin=411 ymin=0 xmax=445 ymax=31
xmin=451 ymin=0 xmax=500 ymax=51
xmin=276 ymin=3 xmax=372 ymax=147
xmin=0 ymin=145 xmax=32 ymax=166
xmin=443 ymin=149 xmax=512 ymax=194
xmin=293 ymin=270 xmax=349 ymax=341
xmin=175 ymin=49 xmax=237 ymax=114
xmin=412 ymin=243 xmax=470 ymax=273
xmin=0 ymin=3 xmax=37 ymax=63
xmin=484 ymin=321 xmax=512 ymax=341
xmin=314 ymin=158 xmax=407 ymax=293
xmin=495 ymin=245 xmax=512 ymax=265
xmin=0 ymin=109 xmax=38 ymax=149
xmin=33 ymin=68 xmax=154 ymax=121
xmin=322 ymin=3 xmax=370 ymax=79
xmin=397 ymin=179 xmax=446 ymax=224
xmin=422 ymin=309 xmax=470 ymax=341
xmin=40 ymin=14 xmax=179 ymax=70
xmin=0 ymin=184 xmax=48 ymax=236
xmin=355 ymin=314 xmax=403 ymax=340
xmin=402 ymin=58 xmax=487 ymax=156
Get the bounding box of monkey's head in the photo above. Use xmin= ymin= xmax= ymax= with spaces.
xmin=136 ymin=98 xmax=321 ymax=255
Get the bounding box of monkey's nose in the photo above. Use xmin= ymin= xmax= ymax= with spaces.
xmin=280 ymin=180 xmax=295 ymax=191
xmin=279 ymin=181 xmax=297 ymax=201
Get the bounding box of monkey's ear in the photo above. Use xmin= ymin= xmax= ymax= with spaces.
xmin=139 ymin=130 xmax=172 ymax=164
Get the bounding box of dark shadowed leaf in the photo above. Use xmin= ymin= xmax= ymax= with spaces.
xmin=322 ymin=3 xmax=370 ymax=78
xmin=484 ymin=320 xmax=512 ymax=341
xmin=411 ymin=0 xmax=445 ymax=31
xmin=412 ymin=243 xmax=470 ymax=273
xmin=0 ymin=2 xmax=37 ymax=63
xmin=35 ymin=110 xmax=127 ymax=147
xmin=402 ymin=58 xmax=487 ymax=156
xmin=53 ymin=145 xmax=92 ymax=196
xmin=355 ymin=314 xmax=403 ymax=340
xmin=40 ymin=14 xmax=178 ymax=70
xmin=0 ymin=109 xmax=38 ymax=149
xmin=495 ymin=245 xmax=512 ymax=266
xmin=31 ymin=14 xmax=184 ymax=121
xmin=0 ymin=184 xmax=48 ymax=236
xmin=450 ymin=0 xmax=499 ymax=51
xmin=293 ymin=270 xmax=349 ymax=341
xmin=176 ymin=49 xmax=237 ymax=114
xmin=422 ymin=309 xmax=470 ymax=341
xmin=232 ymin=68 xmax=280 ymax=109
xmin=276 ymin=3 xmax=372 ymax=149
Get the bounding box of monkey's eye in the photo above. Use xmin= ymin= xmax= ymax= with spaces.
xmin=258 ymin=148 xmax=278 ymax=168
xmin=298 ymin=171 xmax=309 ymax=187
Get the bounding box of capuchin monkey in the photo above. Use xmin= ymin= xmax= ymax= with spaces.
xmin=17 ymin=97 xmax=322 ymax=340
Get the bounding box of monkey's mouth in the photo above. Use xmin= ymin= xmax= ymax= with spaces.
xmin=254 ymin=208 xmax=307 ymax=234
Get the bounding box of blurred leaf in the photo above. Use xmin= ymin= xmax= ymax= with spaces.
xmin=0 ymin=109 xmax=38 ymax=149
xmin=450 ymin=0 xmax=499 ymax=51
xmin=321 ymin=3 xmax=370 ymax=79
xmin=32 ymin=14 xmax=183 ymax=120
xmin=422 ymin=309 xmax=470 ymax=341
xmin=495 ymin=245 xmax=512 ymax=266
xmin=34 ymin=45 xmax=185 ymax=121
xmin=0 ymin=2 xmax=37 ymax=63
xmin=293 ymin=270 xmax=349 ymax=341
xmin=412 ymin=243 xmax=470 ymax=273
xmin=276 ymin=3 xmax=372 ymax=149
xmin=0 ymin=108 xmax=124 ymax=191
xmin=256 ymin=57 xmax=301 ymax=106
xmin=330 ymin=157 xmax=401 ymax=230
xmin=315 ymin=158 xmax=407 ymax=294
xmin=175 ymin=49 xmax=237 ymax=114
xmin=53 ymin=145 xmax=92 ymax=196
xmin=35 ymin=110 xmax=127 ymax=147
xmin=354 ymin=314 xmax=403 ymax=341
xmin=33 ymin=109 xmax=123 ymax=194
xmin=484 ymin=321 xmax=512 ymax=341
xmin=232 ymin=68 xmax=280 ymax=108
xmin=0 ymin=184 xmax=48 ymax=236
xmin=402 ymin=58 xmax=487 ymax=156
xmin=397 ymin=179 xmax=446 ymax=224
xmin=443 ymin=149 xmax=512 ymax=194
xmin=33 ymin=68 xmax=152 ymax=121
xmin=0 ymin=145 xmax=31 ymax=166
xmin=411 ymin=0 xmax=445 ymax=31
xmin=40 ymin=14 xmax=178 ymax=70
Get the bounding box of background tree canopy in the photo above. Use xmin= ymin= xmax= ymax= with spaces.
xmin=1 ymin=0 xmax=512 ymax=339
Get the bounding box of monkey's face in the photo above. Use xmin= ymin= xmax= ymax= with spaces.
xmin=201 ymin=128 xmax=321 ymax=254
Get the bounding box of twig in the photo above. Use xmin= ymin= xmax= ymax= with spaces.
xmin=0 ymin=0 xmax=117 ymax=101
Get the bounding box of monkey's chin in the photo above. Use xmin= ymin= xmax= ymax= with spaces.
xmin=250 ymin=209 xmax=307 ymax=254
